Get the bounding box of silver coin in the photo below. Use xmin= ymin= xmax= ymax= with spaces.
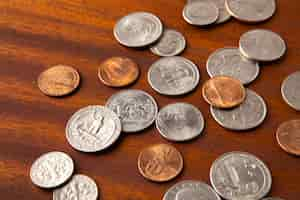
xmin=281 ymin=71 xmax=300 ymax=111
xmin=207 ymin=47 xmax=260 ymax=85
xmin=113 ymin=12 xmax=163 ymax=47
xmin=156 ymin=103 xmax=205 ymax=142
xmin=210 ymin=89 xmax=267 ymax=131
xmin=263 ymin=198 xmax=285 ymax=200
xmin=105 ymin=89 xmax=158 ymax=133
xmin=150 ymin=29 xmax=186 ymax=57
xmin=210 ymin=151 xmax=272 ymax=200
xmin=30 ymin=152 xmax=74 ymax=188
xmin=163 ymin=180 xmax=221 ymax=200
xmin=53 ymin=174 xmax=98 ymax=200
xmin=66 ymin=105 xmax=122 ymax=152
xmin=148 ymin=56 xmax=200 ymax=96
xmin=239 ymin=29 xmax=286 ymax=62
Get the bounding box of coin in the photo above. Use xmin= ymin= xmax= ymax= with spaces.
xmin=66 ymin=105 xmax=122 ymax=152
xmin=138 ymin=143 xmax=183 ymax=182
xmin=114 ymin=12 xmax=163 ymax=47
xmin=38 ymin=65 xmax=80 ymax=96
xmin=148 ymin=56 xmax=200 ymax=96
xmin=206 ymin=47 xmax=260 ymax=85
xmin=210 ymin=89 xmax=267 ymax=131
xmin=202 ymin=76 xmax=246 ymax=109
xmin=210 ymin=151 xmax=272 ymax=200
xmin=105 ymin=89 xmax=158 ymax=133
xmin=281 ymin=71 xmax=300 ymax=111
xmin=239 ymin=29 xmax=286 ymax=62
xmin=156 ymin=103 xmax=205 ymax=142
xmin=98 ymin=57 xmax=139 ymax=87
xmin=53 ymin=174 xmax=98 ymax=200
xmin=263 ymin=198 xmax=284 ymax=200
xmin=30 ymin=152 xmax=74 ymax=188
xmin=150 ymin=29 xmax=186 ymax=57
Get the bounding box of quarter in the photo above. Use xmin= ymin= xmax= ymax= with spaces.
xmin=281 ymin=71 xmax=300 ymax=111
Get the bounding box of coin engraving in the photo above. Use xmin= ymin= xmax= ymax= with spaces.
xmin=281 ymin=71 xmax=300 ymax=111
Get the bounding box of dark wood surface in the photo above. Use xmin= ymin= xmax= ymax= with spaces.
xmin=0 ymin=1 xmax=299 ymax=199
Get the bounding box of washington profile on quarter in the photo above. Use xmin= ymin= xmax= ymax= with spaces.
xmin=281 ymin=71 xmax=300 ymax=111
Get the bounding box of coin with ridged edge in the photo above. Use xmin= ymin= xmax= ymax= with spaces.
xmin=281 ymin=71 xmax=300 ymax=111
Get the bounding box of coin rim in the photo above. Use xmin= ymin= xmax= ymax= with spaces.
xmin=281 ymin=71 xmax=300 ymax=111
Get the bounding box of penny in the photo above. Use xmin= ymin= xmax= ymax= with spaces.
xmin=98 ymin=57 xmax=139 ymax=87
xmin=38 ymin=65 xmax=80 ymax=97
xmin=138 ymin=143 xmax=183 ymax=182
xmin=148 ymin=56 xmax=200 ymax=96
xmin=114 ymin=12 xmax=163 ymax=47
xmin=30 ymin=152 xmax=74 ymax=188
xmin=66 ymin=105 xmax=121 ymax=152
xmin=281 ymin=71 xmax=300 ymax=111
xmin=105 ymin=89 xmax=158 ymax=133
xmin=156 ymin=103 xmax=205 ymax=142
xmin=202 ymin=76 xmax=246 ymax=109
xmin=210 ymin=151 xmax=272 ymax=200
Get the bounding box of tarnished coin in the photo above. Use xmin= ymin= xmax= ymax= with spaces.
xmin=202 ymin=76 xmax=246 ymax=109
xmin=114 ymin=12 xmax=163 ymax=47
xmin=156 ymin=103 xmax=205 ymax=142
xmin=53 ymin=174 xmax=98 ymax=200
xmin=30 ymin=152 xmax=74 ymax=188
xmin=138 ymin=143 xmax=183 ymax=182
xmin=150 ymin=29 xmax=186 ymax=57
xmin=148 ymin=56 xmax=200 ymax=96
xmin=281 ymin=71 xmax=300 ymax=111
xmin=106 ymin=89 xmax=158 ymax=132
xmin=239 ymin=29 xmax=286 ymax=62
xmin=66 ymin=105 xmax=121 ymax=152
xmin=38 ymin=65 xmax=80 ymax=96
xmin=210 ymin=89 xmax=267 ymax=131
xmin=98 ymin=57 xmax=139 ymax=87
xmin=206 ymin=47 xmax=260 ymax=85
xmin=210 ymin=152 xmax=272 ymax=200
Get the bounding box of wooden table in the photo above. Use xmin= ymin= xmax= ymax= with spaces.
xmin=0 ymin=1 xmax=299 ymax=199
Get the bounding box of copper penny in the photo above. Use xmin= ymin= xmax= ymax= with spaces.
xmin=202 ymin=76 xmax=246 ymax=109
xmin=276 ymin=119 xmax=300 ymax=156
xmin=138 ymin=143 xmax=183 ymax=182
xmin=38 ymin=65 xmax=80 ymax=97
xmin=98 ymin=57 xmax=139 ymax=87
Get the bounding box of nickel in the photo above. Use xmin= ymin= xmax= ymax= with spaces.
xmin=281 ymin=71 xmax=300 ymax=111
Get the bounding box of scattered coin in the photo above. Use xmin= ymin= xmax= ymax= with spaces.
xmin=30 ymin=152 xmax=74 ymax=188
xmin=138 ymin=143 xmax=183 ymax=182
xmin=66 ymin=105 xmax=122 ymax=152
xmin=281 ymin=71 xmax=300 ymax=111
xmin=210 ymin=151 xmax=272 ymax=200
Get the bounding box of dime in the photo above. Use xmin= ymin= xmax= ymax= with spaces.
xmin=98 ymin=57 xmax=139 ymax=87
xmin=148 ymin=56 xmax=200 ymax=96
xmin=210 ymin=89 xmax=267 ymax=131
xmin=113 ymin=12 xmax=163 ymax=47
xmin=206 ymin=47 xmax=260 ymax=85
xmin=138 ymin=143 xmax=183 ymax=182
xmin=53 ymin=174 xmax=98 ymax=200
xmin=281 ymin=71 xmax=300 ymax=111
xmin=156 ymin=103 xmax=205 ymax=142
xmin=202 ymin=76 xmax=246 ymax=109
xmin=30 ymin=152 xmax=74 ymax=188
xmin=105 ymin=89 xmax=158 ymax=132
xmin=38 ymin=65 xmax=80 ymax=96
xmin=66 ymin=105 xmax=122 ymax=152
xmin=210 ymin=152 xmax=272 ymax=200
xmin=150 ymin=29 xmax=186 ymax=57
xmin=239 ymin=29 xmax=286 ymax=62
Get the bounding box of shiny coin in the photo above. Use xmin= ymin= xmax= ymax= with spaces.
xmin=210 ymin=151 xmax=272 ymax=200
xmin=148 ymin=56 xmax=200 ymax=95
xmin=53 ymin=174 xmax=98 ymax=200
xmin=38 ymin=65 xmax=80 ymax=97
xmin=30 ymin=152 xmax=74 ymax=188
xmin=206 ymin=47 xmax=260 ymax=85
xmin=281 ymin=71 xmax=300 ymax=111
xmin=210 ymin=89 xmax=267 ymax=131
xmin=138 ymin=143 xmax=183 ymax=182
xmin=239 ymin=29 xmax=286 ymax=62
xmin=106 ymin=89 xmax=158 ymax=133
xmin=150 ymin=29 xmax=186 ymax=57
xmin=66 ymin=105 xmax=121 ymax=152
xmin=156 ymin=103 xmax=204 ymax=142
xmin=114 ymin=12 xmax=163 ymax=47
